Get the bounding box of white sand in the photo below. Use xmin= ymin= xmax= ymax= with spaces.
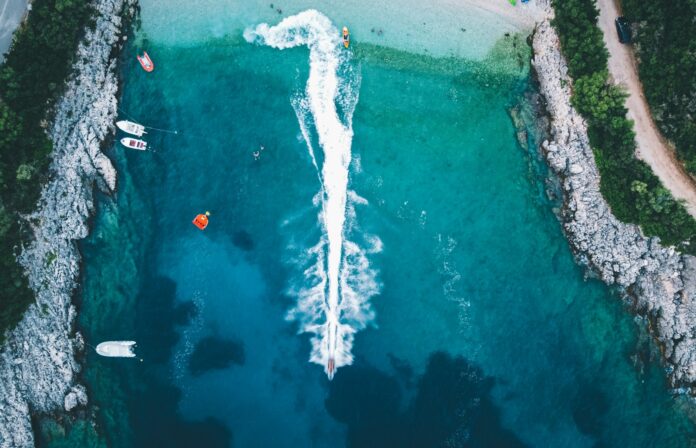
xmin=139 ymin=0 xmax=547 ymax=59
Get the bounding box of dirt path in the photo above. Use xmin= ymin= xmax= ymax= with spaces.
xmin=596 ymin=0 xmax=696 ymax=218
xmin=0 ymin=0 xmax=30 ymax=62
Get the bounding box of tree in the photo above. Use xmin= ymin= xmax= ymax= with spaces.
xmin=572 ymin=71 xmax=628 ymax=123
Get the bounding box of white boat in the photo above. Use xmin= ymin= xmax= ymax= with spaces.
xmin=116 ymin=120 xmax=146 ymax=137
xmin=121 ymin=137 xmax=147 ymax=150
xmin=96 ymin=341 xmax=137 ymax=358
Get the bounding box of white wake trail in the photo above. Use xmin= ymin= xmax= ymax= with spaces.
xmin=245 ymin=10 xmax=379 ymax=379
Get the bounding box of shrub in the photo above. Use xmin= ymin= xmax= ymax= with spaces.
xmin=622 ymin=0 xmax=696 ymax=175
xmin=551 ymin=0 xmax=696 ymax=252
xmin=0 ymin=0 xmax=94 ymax=341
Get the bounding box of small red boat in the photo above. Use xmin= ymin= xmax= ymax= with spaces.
xmin=137 ymin=51 xmax=154 ymax=72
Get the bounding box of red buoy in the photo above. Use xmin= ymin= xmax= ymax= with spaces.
xmin=193 ymin=211 xmax=210 ymax=230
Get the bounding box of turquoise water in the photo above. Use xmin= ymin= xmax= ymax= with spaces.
xmin=41 ymin=6 xmax=696 ymax=448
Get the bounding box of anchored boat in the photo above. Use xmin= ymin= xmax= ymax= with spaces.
xmin=116 ymin=120 xmax=146 ymax=137
xmin=96 ymin=341 xmax=137 ymax=358
xmin=121 ymin=137 xmax=147 ymax=151
xmin=342 ymin=27 xmax=350 ymax=48
xmin=137 ymin=51 xmax=154 ymax=72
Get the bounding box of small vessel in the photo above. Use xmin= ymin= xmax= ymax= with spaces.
xmin=96 ymin=341 xmax=137 ymax=358
xmin=116 ymin=120 xmax=146 ymax=137
xmin=137 ymin=51 xmax=154 ymax=72
xmin=193 ymin=211 xmax=211 ymax=230
xmin=121 ymin=137 xmax=147 ymax=150
xmin=327 ymin=358 xmax=335 ymax=379
xmin=342 ymin=27 xmax=350 ymax=48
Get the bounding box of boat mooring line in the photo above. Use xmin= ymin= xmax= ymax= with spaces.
xmin=117 ymin=106 xmax=179 ymax=134
xmin=145 ymin=126 xmax=178 ymax=134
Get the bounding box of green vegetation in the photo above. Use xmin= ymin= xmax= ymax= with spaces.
xmin=0 ymin=0 xmax=94 ymax=341
xmin=551 ymin=0 xmax=696 ymax=252
xmin=622 ymin=0 xmax=696 ymax=174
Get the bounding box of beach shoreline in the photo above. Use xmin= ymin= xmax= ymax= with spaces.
xmin=137 ymin=0 xmax=543 ymax=60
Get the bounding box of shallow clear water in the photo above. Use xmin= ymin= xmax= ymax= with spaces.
xmin=138 ymin=0 xmax=527 ymax=59
xmin=41 ymin=5 xmax=696 ymax=448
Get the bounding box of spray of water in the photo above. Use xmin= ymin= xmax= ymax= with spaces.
xmin=245 ymin=10 xmax=379 ymax=379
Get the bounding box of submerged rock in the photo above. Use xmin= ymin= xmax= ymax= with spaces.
xmin=64 ymin=385 xmax=88 ymax=412
xmin=0 ymin=0 xmax=136 ymax=446
xmin=532 ymin=3 xmax=696 ymax=390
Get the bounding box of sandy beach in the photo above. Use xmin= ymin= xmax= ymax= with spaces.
xmin=138 ymin=0 xmax=547 ymax=59
xmin=454 ymin=0 xmax=546 ymax=28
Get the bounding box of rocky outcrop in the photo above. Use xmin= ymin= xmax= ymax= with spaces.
xmin=532 ymin=8 xmax=696 ymax=390
xmin=0 ymin=0 xmax=135 ymax=446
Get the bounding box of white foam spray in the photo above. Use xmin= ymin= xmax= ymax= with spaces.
xmin=245 ymin=10 xmax=379 ymax=379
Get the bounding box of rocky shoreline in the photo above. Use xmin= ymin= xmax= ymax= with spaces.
xmin=0 ymin=0 xmax=135 ymax=446
xmin=1 ymin=0 xmax=695 ymax=445
xmin=532 ymin=3 xmax=696 ymax=391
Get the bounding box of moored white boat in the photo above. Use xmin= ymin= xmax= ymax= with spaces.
xmin=121 ymin=137 xmax=147 ymax=150
xmin=116 ymin=120 xmax=146 ymax=137
xmin=96 ymin=341 xmax=137 ymax=358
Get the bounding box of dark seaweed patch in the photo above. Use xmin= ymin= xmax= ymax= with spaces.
xmin=232 ymin=230 xmax=255 ymax=251
xmin=189 ymin=336 xmax=246 ymax=376
xmin=326 ymin=352 xmax=527 ymax=447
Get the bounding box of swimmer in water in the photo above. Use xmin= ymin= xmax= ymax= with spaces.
xmin=253 ymin=150 xmax=260 ymax=160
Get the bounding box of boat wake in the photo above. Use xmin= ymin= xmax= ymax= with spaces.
xmin=245 ymin=10 xmax=379 ymax=379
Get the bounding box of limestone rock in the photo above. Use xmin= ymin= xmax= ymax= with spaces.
xmin=532 ymin=6 xmax=696 ymax=390
xmin=64 ymin=385 xmax=87 ymax=412
xmin=0 ymin=1 xmax=135 ymax=446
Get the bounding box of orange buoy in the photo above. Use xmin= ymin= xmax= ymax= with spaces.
xmin=193 ymin=211 xmax=210 ymax=230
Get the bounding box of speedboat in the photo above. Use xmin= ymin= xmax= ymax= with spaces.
xmin=342 ymin=27 xmax=350 ymax=48
xmin=96 ymin=341 xmax=137 ymax=358
xmin=121 ymin=137 xmax=147 ymax=150
xmin=116 ymin=120 xmax=146 ymax=137
xmin=327 ymin=358 xmax=335 ymax=379
xmin=137 ymin=51 xmax=154 ymax=72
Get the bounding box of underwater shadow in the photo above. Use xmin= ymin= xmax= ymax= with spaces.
xmin=326 ymin=351 xmax=526 ymax=448
xmin=189 ymin=336 xmax=246 ymax=376
xmin=131 ymin=275 xmax=233 ymax=447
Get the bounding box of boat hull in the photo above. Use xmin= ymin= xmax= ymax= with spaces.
xmin=96 ymin=341 xmax=137 ymax=358
xmin=137 ymin=51 xmax=155 ymax=72
xmin=121 ymin=137 xmax=148 ymax=150
xmin=116 ymin=120 xmax=145 ymax=137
